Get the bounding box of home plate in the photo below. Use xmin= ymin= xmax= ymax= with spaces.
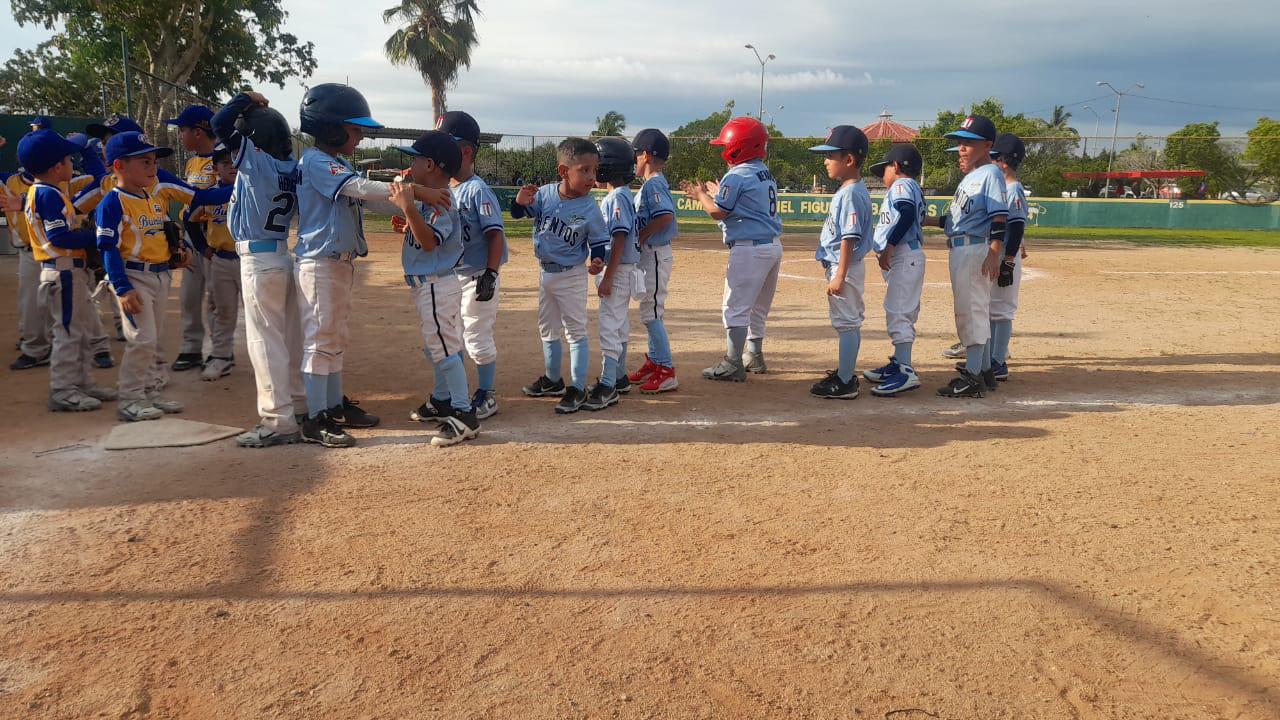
xmin=103 ymin=418 xmax=243 ymax=450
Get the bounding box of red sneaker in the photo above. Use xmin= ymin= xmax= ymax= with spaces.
xmin=639 ymin=364 xmax=679 ymax=394
xmin=628 ymin=354 xmax=659 ymax=383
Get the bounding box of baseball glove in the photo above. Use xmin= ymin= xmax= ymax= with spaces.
xmin=164 ymin=221 xmax=191 ymax=269
xmin=997 ymin=260 xmax=1015 ymax=287
xmin=476 ymin=268 xmax=498 ymax=302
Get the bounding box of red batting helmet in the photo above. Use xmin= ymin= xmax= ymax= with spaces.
xmin=710 ymin=116 xmax=769 ymax=165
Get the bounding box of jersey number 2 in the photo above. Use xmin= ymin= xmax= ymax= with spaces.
xmin=264 ymin=192 xmax=295 ymax=233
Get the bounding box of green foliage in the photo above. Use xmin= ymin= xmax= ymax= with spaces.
xmin=592 ymin=111 xmax=626 ymax=137
xmin=1245 ymin=117 xmax=1280 ymax=185
xmin=383 ymin=0 xmax=479 ymax=117
xmin=0 ymin=37 xmax=110 ymax=115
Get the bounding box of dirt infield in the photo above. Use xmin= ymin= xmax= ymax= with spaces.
xmin=2 ymin=232 xmax=1278 ymax=719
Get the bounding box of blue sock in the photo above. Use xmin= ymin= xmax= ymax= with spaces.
xmin=431 ymin=362 xmax=449 ymax=402
xmin=837 ymin=329 xmax=860 ymax=383
xmin=992 ymin=320 xmax=1014 ymax=364
xmin=602 ymin=354 xmax=618 ymax=388
xmin=542 ymin=340 xmax=562 ymax=382
xmin=476 ymin=361 xmax=497 ymax=392
xmin=646 ymin=318 xmax=672 ymax=367
xmin=893 ymin=341 xmax=913 ymax=368
xmin=746 ymin=337 xmax=763 ymax=355
xmin=304 ymin=372 xmax=327 ymax=419
xmin=616 ymin=342 xmax=628 ymax=383
xmin=726 ymin=327 xmax=747 ymax=362
xmin=965 ymin=344 xmax=985 ymax=375
xmin=326 ymin=371 xmax=343 ymax=410
xmin=982 ymin=328 xmax=994 ymax=371
xmin=569 ymin=339 xmax=589 ymax=390
xmin=436 ymin=355 xmax=470 ymax=412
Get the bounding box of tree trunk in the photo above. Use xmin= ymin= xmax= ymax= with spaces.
xmin=431 ymin=80 xmax=446 ymax=120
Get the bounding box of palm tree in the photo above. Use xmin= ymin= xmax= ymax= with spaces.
xmin=383 ymin=0 xmax=480 ymax=118
xmin=1049 ymin=105 xmax=1073 ymax=132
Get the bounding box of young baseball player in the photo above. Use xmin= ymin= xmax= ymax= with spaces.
xmin=512 ymin=138 xmax=610 ymax=414
xmin=166 ymin=105 xmax=220 ymax=373
xmin=986 ymin=133 xmax=1028 ymax=382
xmin=681 ymin=116 xmax=783 ymax=382
xmin=390 ymin=131 xmax=479 ymax=447
xmin=926 ymin=115 xmax=1008 ymax=398
xmin=294 ymin=83 xmax=451 ymax=447
xmin=94 ymin=131 xmax=233 ymax=421
xmin=17 ymin=129 xmax=116 ymax=411
xmin=863 ymin=144 xmax=927 ymax=396
xmin=6 ymin=165 xmax=52 ymax=371
xmin=628 ymin=129 xmax=679 ymax=393
xmin=66 ymin=131 xmax=121 ymax=368
xmin=584 ymin=136 xmax=642 ymax=411
xmin=806 ymin=126 xmax=873 ymax=400
xmin=190 ymin=147 xmax=240 ymax=382
xmin=211 ymin=91 xmax=308 ymax=448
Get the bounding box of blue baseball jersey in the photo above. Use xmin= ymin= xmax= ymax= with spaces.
xmin=816 ymin=180 xmax=873 ymax=264
xmin=635 ymin=173 xmax=677 ymax=247
xmin=714 ymin=159 xmax=783 ymax=247
xmin=946 ymin=163 xmax=1007 ymax=238
xmin=402 ymin=202 xmax=463 ymax=277
xmin=296 ymin=147 xmax=366 ymax=258
xmin=452 ymin=174 xmax=507 ymax=274
xmin=1005 ymin=180 xmax=1028 ymax=225
xmin=229 ymin=136 xmax=300 ymax=244
xmin=600 ymin=186 xmax=640 ymax=265
xmin=873 ymin=178 xmax=925 ymax=252
xmin=524 ymin=183 xmax=609 ymax=267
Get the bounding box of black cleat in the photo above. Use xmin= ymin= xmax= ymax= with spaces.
xmin=937 ymin=370 xmax=985 ymax=399
xmin=554 ymin=386 xmax=586 ymax=414
xmin=522 ymin=375 xmax=566 ymax=397
xmin=810 ymin=370 xmax=860 ymax=400
xmin=93 ymin=351 xmax=114 ymax=369
xmin=432 ymin=410 xmax=480 ymax=447
xmin=410 ymin=395 xmax=454 ymax=424
xmin=981 ymin=368 xmax=998 ymax=391
xmin=330 ymin=396 xmax=380 ymax=428
xmin=613 ymin=374 xmax=632 ymax=394
xmin=170 ymin=352 xmax=202 ymax=371
xmin=582 ymin=382 xmax=620 ymax=411
xmin=10 ymin=353 xmax=50 ymax=370
xmin=301 ymin=411 xmax=356 ymax=448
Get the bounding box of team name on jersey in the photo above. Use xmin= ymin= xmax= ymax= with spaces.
xmin=537 ymin=214 xmax=586 ymax=247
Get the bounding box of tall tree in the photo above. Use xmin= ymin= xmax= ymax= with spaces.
xmin=593 ymin=110 xmax=626 ymax=137
xmin=1244 ymin=117 xmax=1280 ymax=199
xmin=383 ymin=0 xmax=479 ymax=118
xmin=1048 ymin=105 xmax=1072 ymax=131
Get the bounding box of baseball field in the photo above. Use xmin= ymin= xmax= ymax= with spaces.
xmin=2 ymin=230 xmax=1278 ymax=719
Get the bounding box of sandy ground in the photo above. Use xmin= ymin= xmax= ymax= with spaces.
xmin=1 ymin=232 xmax=1278 ymax=720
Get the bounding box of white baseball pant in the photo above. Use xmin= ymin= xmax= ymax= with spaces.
xmin=208 ymin=255 xmax=242 ymax=359
xmin=17 ymin=249 xmax=51 ymax=359
xmin=115 ymin=269 xmax=172 ymax=402
xmin=826 ymin=260 xmax=866 ymax=332
xmin=457 ymin=269 xmax=500 ymax=366
xmin=722 ymin=240 xmax=782 ymax=339
xmin=597 ymin=263 xmax=637 ymax=361
xmin=241 ymin=250 xmax=306 ymax=433
xmin=881 ymin=245 xmax=926 ymax=344
xmin=295 ymin=256 xmax=355 ymax=376
xmin=638 ymin=243 xmax=673 ymax=324
xmin=538 ymin=264 xmax=589 ymax=345
xmin=990 ymin=251 xmax=1023 ymax=322
xmin=178 ymin=253 xmax=211 ymax=355
xmin=412 ymin=273 xmax=465 ymax=363
xmin=949 ymin=244 xmax=994 ymax=347
xmin=38 ymin=265 xmax=95 ymax=392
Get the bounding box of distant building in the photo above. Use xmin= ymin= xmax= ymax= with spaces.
xmin=862 ymin=108 xmax=918 ymax=143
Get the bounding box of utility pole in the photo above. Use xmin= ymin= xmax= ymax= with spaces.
xmin=744 ymin=44 xmax=775 ymax=120
xmin=1096 ymin=81 xmax=1145 ymax=194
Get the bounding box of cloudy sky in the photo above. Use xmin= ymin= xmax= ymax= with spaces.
xmin=3 ymin=0 xmax=1279 ymax=139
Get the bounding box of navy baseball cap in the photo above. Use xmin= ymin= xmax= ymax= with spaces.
xmin=990 ymin=133 xmax=1026 ymax=168
xmin=632 ymin=128 xmax=670 ymax=161
xmin=436 ymin=111 xmax=481 ymax=146
xmin=165 ymin=104 xmax=214 ymax=129
xmin=66 ymin=132 xmax=90 ymax=149
xmin=944 ymin=115 xmax=997 ymax=148
xmin=86 ymin=114 xmax=144 ymax=139
xmin=809 ymin=125 xmax=869 ymax=156
xmin=17 ymin=130 xmax=83 ymax=174
xmin=396 ymin=130 xmax=463 ymax=176
xmin=30 ymin=115 xmax=54 ymax=131
xmin=104 ymin=131 xmax=174 ymax=164
xmin=868 ymin=143 xmax=924 ymax=178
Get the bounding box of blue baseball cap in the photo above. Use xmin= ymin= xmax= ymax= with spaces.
xmin=944 ymin=115 xmax=997 ymax=150
xmin=104 ymin=131 xmax=174 ymax=164
xmin=436 ymin=111 xmax=481 ymax=146
xmin=30 ymin=115 xmax=54 ymax=131
xmin=869 ymin=143 xmax=924 ymax=178
xmin=165 ymin=104 xmax=215 ymax=129
xmin=809 ymin=125 xmax=870 ymax=156
xmin=86 ymin=114 xmax=144 ymax=139
xmin=395 ymin=130 xmax=462 ymax=177
xmin=66 ymin=132 xmax=90 ymax=149
xmin=16 ymin=130 xmax=83 ymax=174
xmin=632 ymin=128 xmax=670 ymax=161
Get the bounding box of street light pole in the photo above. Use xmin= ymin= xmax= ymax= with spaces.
xmin=1096 ymin=80 xmax=1144 ymax=195
xmin=745 ymin=44 xmax=775 ymax=120
xmin=1081 ymin=105 xmax=1102 ymax=157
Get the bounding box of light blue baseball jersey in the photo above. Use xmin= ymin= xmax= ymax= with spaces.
xmin=816 ymin=180 xmax=873 ymax=264
xmin=402 ymin=202 xmax=463 ymax=277
xmin=295 ymin=147 xmax=366 ymax=258
xmin=714 ymin=159 xmax=783 ymax=247
xmin=524 ymin=183 xmax=609 ymax=267
xmin=453 ymin=174 xmax=507 ymax=274
xmin=1005 ymin=180 xmax=1028 ymax=224
xmin=635 ymin=173 xmax=677 ymax=247
xmin=600 ymin=186 xmax=640 ymax=265
xmin=946 ymin=162 xmax=1007 ymax=238
xmin=229 ymin=136 xmax=300 ymax=244
xmin=873 ymin=178 xmax=925 ymax=252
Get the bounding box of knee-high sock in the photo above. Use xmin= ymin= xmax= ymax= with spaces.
xmin=602 ymin=355 xmax=619 ymax=388
xmin=476 ymin=361 xmax=497 ymax=392
xmin=838 ymin=329 xmax=861 ymax=384
xmin=616 ymin=342 xmax=628 ymax=382
xmin=304 ymin=372 xmax=327 ymax=419
xmin=992 ymin=320 xmax=1014 ymax=364
xmin=542 ymin=340 xmax=562 ymax=382
xmin=432 ymin=363 xmax=449 ymax=401
xmin=569 ymin=339 xmax=589 ymax=390
xmin=982 ymin=325 xmax=994 ymax=371
xmin=726 ymin=327 xmax=747 ymax=363
xmin=645 ymin=318 xmax=672 ymax=367
xmin=965 ymin=344 xmax=985 ymax=375
xmin=436 ymin=354 xmax=470 ymax=412
xmin=893 ymin=341 xmax=913 ymax=368
xmin=746 ymin=337 xmax=763 ymax=355
xmin=326 ymin=371 xmax=342 ymax=410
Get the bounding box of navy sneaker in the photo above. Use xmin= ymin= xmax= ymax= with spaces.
xmin=872 ymin=366 xmax=922 ymax=397
xmin=992 ymin=361 xmax=1009 ymax=381
xmin=863 ymin=357 xmax=900 ymax=383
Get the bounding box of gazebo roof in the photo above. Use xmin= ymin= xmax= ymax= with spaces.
xmin=862 ymin=108 xmax=918 ymax=142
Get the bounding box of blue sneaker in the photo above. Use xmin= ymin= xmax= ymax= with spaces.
xmin=863 ymin=357 xmax=900 ymax=383
xmin=872 ymin=366 xmax=922 ymax=397
xmin=991 ymin=361 xmax=1009 ymax=381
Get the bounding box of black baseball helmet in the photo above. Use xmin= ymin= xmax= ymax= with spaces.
xmin=594 ymin=136 xmax=635 ymax=185
xmin=237 ymin=105 xmax=293 ymax=161
xmin=299 ymin=83 xmax=382 ymax=147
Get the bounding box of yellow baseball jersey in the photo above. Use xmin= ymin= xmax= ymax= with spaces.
xmin=185 ymin=154 xmax=216 ymax=190
xmin=94 ymin=178 xmax=201 ymax=263
xmin=4 ymin=173 xmax=33 ymax=248
xmin=205 ymin=202 xmax=235 ymax=251
xmin=24 ymin=182 xmax=86 ymax=262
